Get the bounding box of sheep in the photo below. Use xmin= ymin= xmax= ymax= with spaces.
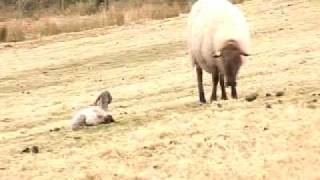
xmin=188 ymin=0 xmax=251 ymax=103
xmin=71 ymin=91 xmax=114 ymax=130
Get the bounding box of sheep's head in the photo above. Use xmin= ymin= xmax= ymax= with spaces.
xmin=214 ymin=40 xmax=249 ymax=86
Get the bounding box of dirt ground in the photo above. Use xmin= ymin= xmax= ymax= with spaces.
xmin=0 ymin=0 xmax=319 ymax=179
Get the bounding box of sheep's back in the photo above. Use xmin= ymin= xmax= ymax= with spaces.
xmin=188 ymin=0 xmax=250 ymax=67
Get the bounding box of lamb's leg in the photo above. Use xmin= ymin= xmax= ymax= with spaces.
xmin=93 ymin=91 xmax=112 ymax=110
xmin=210 ymin=67 xmax=219 ymax=102
xmin=196 ymin=66 xmax=206 ymax=103
xmin=71 ymin=115 xmax=86 ymax=130
xmin=220 ymin=74 xmax=228 ymax=100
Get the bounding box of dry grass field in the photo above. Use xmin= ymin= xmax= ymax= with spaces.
xmin=0 ymin=0 xmax=320 ymax=179
xmin=0 ymin=1 xmax=191 ymax=42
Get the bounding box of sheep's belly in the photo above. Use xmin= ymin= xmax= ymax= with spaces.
xmin=197 ymin=58 xmax=218 ymax=74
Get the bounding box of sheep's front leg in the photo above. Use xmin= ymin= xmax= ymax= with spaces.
xmin=220 ymin=74 xmax=228 ymax=100
xmin=210 ymin=67 xmax=219 ymax=102
xmin=231 ymin=83 xmax=238 ymax=99
xmin=196 ymin=66 xmax=206 ymax=103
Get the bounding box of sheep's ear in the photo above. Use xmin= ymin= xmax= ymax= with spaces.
xmin=241 ymin=52 xmax=250 ymax=56
xmin=213 ymin=51 xmax=221 ymax=58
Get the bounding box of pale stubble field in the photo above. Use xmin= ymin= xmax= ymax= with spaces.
xmin=0 ymin=0 xmax=319 ymax=179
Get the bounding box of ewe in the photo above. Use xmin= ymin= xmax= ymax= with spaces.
xmin=188 ymin=0 xmax=251 ymax=103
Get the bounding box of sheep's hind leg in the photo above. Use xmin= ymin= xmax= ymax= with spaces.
xmin=210 ymin=67 xmax=219 ymax=103
xmin=220 ymin=74 xmax=228 ymax=100
xmin=196 ymin=66 xmax=206 ymax=103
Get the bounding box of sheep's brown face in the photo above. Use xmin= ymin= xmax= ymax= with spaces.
xmin=219 ymin=41 xmax=249 ymax=87
xmin=222 ymin=44 xmax=242 ymax=86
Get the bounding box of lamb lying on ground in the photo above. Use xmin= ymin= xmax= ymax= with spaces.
xmin=71 ymin=91 xmax=114 ymax=130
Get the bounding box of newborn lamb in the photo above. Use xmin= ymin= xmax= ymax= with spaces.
xmin=71 ymin=91 xmax=114 ymax=130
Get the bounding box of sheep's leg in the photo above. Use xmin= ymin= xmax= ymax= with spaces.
xmin=220 ymin=74 xmax=228 ymax=100
xmin=231 ymin=85 xmax=238 ymax=99
xmin=210 ymin=67 xmax=219 ymax=102
xmin=196 ymin=66 xmax=206 ymax=103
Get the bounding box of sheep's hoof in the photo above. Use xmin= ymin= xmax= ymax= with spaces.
xmin=221 ymin=96 xmax=228 ymax=100
xmin=231 ymin=95 xmax=238 ymax=99
xmin=210 ymin=95 xmax=217 ymax=103
xmin=198 ymin=100 xmax=207 ymax=105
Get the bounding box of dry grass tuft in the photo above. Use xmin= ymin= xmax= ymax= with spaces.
xmin=231 ymin=0 xmax=245 ymax=4
xmin=105 ymin=6 xmax=125 ymax=26
xmin=40 ymin=19 xmax=61 ymax=36
xmin=5 ymin=22 xmax=25 ymax=42
xmin=0 ymin=25 xmax=7 ymax=42
xmin=125 ymin=1 xmax=190 ymax=22
xmin=0 ymin=1 xmax=191 ymax=43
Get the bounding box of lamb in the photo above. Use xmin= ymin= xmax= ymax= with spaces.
xmin=71 ymin=91 xmax=114 ymax=130
xmin=188 ymin=0 xmax=251 ymax=103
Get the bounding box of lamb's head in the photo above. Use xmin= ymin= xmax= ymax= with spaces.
xmin=96 ymin=114 xmax=114 ymax=124
xmin=214 ymin=40 xmax=249 ymax=86
xmin=103 ymin=114 xmax=114 ymax=124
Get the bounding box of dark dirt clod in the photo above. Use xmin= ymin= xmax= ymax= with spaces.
xmin=266 ymin=103 xmax=272 ymax=109
xmin=153 ymin=165 xmax=160 ymax=169
xmin=217 ymin=103 xmax=222 ymax=108
xmin=266 ymin=93 xmax=272 ymax=97
xmin=31 ymin=146 xmax=39 ymax=154
xmin=263 ymin=127 xmax=269 ymax=131
xmin=21 ymin=147 xmax=30 ymax=153
xmin=307 ymin=105 xmax=316 ymax=109
xmin=278 ymin=100 xmax=283 ymax=104
xmin=4 ymin=44 xmax=13 ymax=48
xmin=50 ymin=127 xmax=61 ymax=132
xmin=73 ymin=136 xmax=81 ymax=140
xmin=169 ymin=140 xmax=178 ymax=145
xmin=276 ymin=91 xmax=285 ymax=97
xmin=245 ymin=93 xmax=258 ymax=102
